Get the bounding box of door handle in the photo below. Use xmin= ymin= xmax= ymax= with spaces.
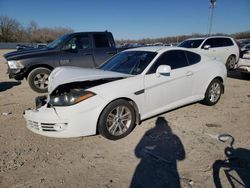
xmin=84 ymin=53 xmax=92 ymax=56
xmin=186 ymin=71 xmax=193 ymax=76
xmin=106 ymin=51 xmax=115 ymax=55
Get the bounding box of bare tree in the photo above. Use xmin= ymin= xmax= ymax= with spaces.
xmin=0 ymin=15 xmax=21 ymax=42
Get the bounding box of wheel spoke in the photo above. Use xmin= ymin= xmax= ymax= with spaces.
xmin=120 ymin=112 xmax=130 ymax=120
xmin=108 ymin=122 xmax=117 ymax=134
xmin=34 ymin=80 xmax=39 ymax=85
xmin=40 ymin=83 xmax=45 ymax=89
xmin=36 ymin=74 xmax=42 ymax=79
xmin=43 ymin=74 xmax=49 ymax=79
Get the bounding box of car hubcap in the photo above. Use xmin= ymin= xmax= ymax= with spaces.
xmin=209 ymin=82 xmax=221 ymax=103
xmin=106 ymin=106 xmax=132 ymax=136
xmin=227 ymin=56 xmax=235 ymax=69
xmin=34 ymin=73 xmax=49 ymax=89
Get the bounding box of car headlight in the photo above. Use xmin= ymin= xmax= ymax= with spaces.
xmin=7 ymin=60 xmax=24 ymax=69
xmin=49 ymin=89 xmax=96 ymax=106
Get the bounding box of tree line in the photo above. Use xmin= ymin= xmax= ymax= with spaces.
xmin=116 ymin=31 xmax=250 ymax=45
xmin=0 ymin=16 xmax=73 ymax=43
xmin=0 ymin=15 xmax=249 ymax=44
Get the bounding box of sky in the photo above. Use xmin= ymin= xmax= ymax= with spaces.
xmin=0 ymin=0 xmax=250 ymax=40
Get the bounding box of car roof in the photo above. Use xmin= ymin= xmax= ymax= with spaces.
xmin=185 ymin=36 xmax=233 ymax=41
xmin=185 ymin=38 xmax=205 ymax=41
xmin=124 ymin=46 xmax=193 ymax=53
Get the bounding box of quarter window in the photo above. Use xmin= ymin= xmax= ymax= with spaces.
xmin=148 ymin=50 xmax=189 ymax=74
xmin=224 ymin=38 xmax=234 ymax=46
xmin=185 ymin=51 xmax=201 ymax=65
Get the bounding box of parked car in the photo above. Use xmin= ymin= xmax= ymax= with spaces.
xmin=237 ymin=50 xmax=250 ymax=76
xmin=4 ymin=31 xmax=118 ymax=93
xmin=23 ymin=46 xmax=227 ymax=140
xmin=16 ymin=44 xmax=34 ymax=51
xmin=178 ymin=36 xmax=240 ymax=70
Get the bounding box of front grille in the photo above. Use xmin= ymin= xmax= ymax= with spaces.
xmin=28 ymin=120 xmax=39 ymax=130
xmin=40 ymin=123 xmax=57 ymax=131
xmin=27 ymin=121 xmax=66 ymax=132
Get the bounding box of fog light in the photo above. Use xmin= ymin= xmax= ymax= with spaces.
xmin=54 ymin=123 xmax=67 ymax=131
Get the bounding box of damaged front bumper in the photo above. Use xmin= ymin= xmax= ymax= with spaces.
xmin=23 ymin=95 xmax=105 ymax=138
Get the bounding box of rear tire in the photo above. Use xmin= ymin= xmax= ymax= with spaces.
xmin=98 ymin=99 xmax=136 ymax=140
xmin=27 ymin=68 xmax=51 ymax=93
xmin=203 ymin=78 xmax=223 ymax=106
xmin=226 ymin=55 xmax=236 ymax=70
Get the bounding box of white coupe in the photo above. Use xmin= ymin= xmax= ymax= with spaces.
xmin=24 ymin=47 xmax=227 ymax=140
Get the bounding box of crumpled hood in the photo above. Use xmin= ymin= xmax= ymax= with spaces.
xmin=48 ymin=66 xmax=131 ymax=93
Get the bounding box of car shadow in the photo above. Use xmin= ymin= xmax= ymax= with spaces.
xmin=212 ymin=135 xmax=250 ymax=188
xmin=0 ymin=81 xmax=21 ymax=92
xmin=130 ymin=117 xmax=185 ymax=188
xmin=227 ymin=70 xmax=250 ymax=81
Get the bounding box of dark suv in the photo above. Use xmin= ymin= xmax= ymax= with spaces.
xmin=4 ymin=31 xmax=117 ymax=93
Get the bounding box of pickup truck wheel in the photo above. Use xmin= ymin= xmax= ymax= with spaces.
xmin=27 ymin=68 xmax=51 ymax=93
xmin=98 ymin=99 xmax=136 ymax=140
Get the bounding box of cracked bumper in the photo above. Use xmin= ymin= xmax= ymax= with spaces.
xmin=23 ymin=96 xmax=105 ymax=138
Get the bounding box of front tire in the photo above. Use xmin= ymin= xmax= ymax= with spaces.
xmin=203 ymin=78 xmax=223 ymax=106
xmin=226 ymin=55 xmax=236 ymax=70
xmin=98 ymin=99 xmax=136 ymax=140
xmin=27 ymin=68 xmax=51 ymax=93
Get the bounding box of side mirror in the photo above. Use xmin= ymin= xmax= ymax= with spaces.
xmin=203 ymin=45 xmax=211 ymax=50
xmin=156 ymin=65 xmax=171 ymax=77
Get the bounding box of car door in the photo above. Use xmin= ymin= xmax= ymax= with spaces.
xmin=143 ymin=50 xmax=194 ymax=117
xmin=59 ymin=34 xmax=95 ymax=68
xmin=92 ymin=33 xmax=117 ymax=66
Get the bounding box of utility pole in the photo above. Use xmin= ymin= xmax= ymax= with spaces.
xmin=208 ymin=0 xmax=216 ymax=36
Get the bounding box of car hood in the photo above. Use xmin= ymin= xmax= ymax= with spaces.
xmin=48 ymin=66 xmax=131 ymax=93
xmin=4 ymin=47 xmax=55 ymax=60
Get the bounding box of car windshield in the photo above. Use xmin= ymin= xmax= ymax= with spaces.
xmin=178 ymin=39 xmax=204 ymax=48
xmin=99 ymin=51 xmax=157 ymax=75
xmin=47 ymin=34 xmax=69 ymax=49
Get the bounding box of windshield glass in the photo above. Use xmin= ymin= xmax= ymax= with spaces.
xmin=99 ymin=51 xmax=157 ymax=75
xmin=47 ymin=34 xmax=69 ymax=49
xmin=178 ymin=39 xmax=204 ymax=48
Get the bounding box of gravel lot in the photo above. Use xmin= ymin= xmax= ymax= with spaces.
xmin=0 ymin=49 xmax=250 ymax=188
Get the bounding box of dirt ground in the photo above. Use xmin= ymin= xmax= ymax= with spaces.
xmin=0 ymin=49 xmax=250 ymax=188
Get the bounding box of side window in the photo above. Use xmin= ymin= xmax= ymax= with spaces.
xmin=148 ymin=50 xmax=189 ymax=74
xmin=185 ymin=51 xmax=201 ymax=65
xmin=64 ymin=35 xmax=90 ymax=49
xmin=213 ymin=38 xmax=226 ymax=48
xmin=94 ymin=34 xmax=110 ymax=48
xmin=202 ymin=38 xmax=214 ymax=48
xmin=78 ymin=35 xmax=91 ymax=49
